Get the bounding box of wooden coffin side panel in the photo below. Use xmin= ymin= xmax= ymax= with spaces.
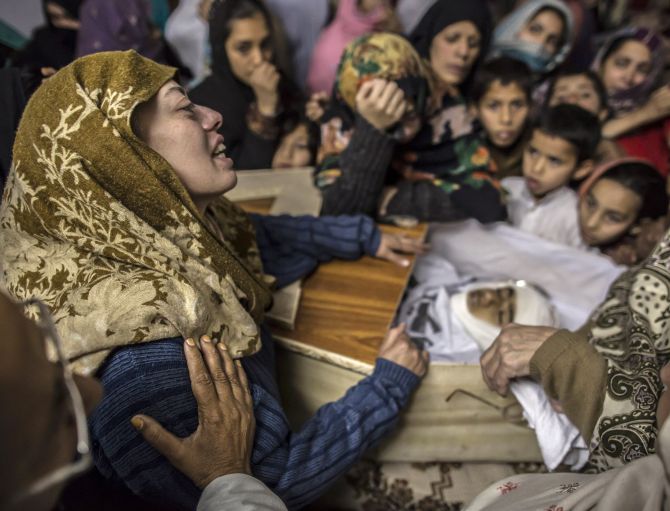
xmin=275 ymin=345 xmax=543 ymax=463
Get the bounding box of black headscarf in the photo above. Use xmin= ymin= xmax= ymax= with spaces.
xmin=408 ymin=0 xmax=492 ymax=91
xmin=13 ymin=0 xmax=82 ymax=70
xmin=0 ymin=68 xmax=27 ymax=197
xmin=189 ymin=0 xmax=301 ymax=169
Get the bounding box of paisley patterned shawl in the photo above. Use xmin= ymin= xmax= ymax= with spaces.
xmin=0 ymin=50 xmax=272 ymax=375
xmin=584 ymin=229 xmax=670 ymax=471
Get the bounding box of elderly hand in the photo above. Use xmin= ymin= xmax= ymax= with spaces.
xmin=375 ymin=231 xmax=429 ymax=267
xmin=480 ymin=324 xmax=558 ymax=396
xmin=131 ymin=336 xmax=255 ymax=489
xmin=356 ymin=79 xmax=408 ymax=132
xmin=378 ymin=323 xmax=429 ymax=377
xmin=249 ymin=62 xmax=280 ymax=116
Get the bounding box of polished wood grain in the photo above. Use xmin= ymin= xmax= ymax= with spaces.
xmin=237 ymin=198 xmax=426 ymax=365
xmin=272 ymin=223 xmax=426 ymax=365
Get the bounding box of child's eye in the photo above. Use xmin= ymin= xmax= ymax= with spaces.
xmin=485 ymin=101 xmax=500 ymax=110
xmin=528 ymin=22 xmax=542 ymax=34
xmin=510 ymin=100 xmax=526 ymax=110
xmin=445 ymin=33 xmax=461 ymax=44
xmin=527 ymin=147 xmax=538 ymax=157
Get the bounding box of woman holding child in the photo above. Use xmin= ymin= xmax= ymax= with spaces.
xmin=315 ymin=0 xmax=506 ymax=224
xmin=0 ymin=50 xmax=429 ymax=510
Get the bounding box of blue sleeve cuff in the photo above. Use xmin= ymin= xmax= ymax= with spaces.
xmin=363 ymin=216 xmax=382 ymax=256
xmin=371 ymin=358 xmax=421 ymax=395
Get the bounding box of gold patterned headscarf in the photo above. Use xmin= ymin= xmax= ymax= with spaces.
xmin=0 ymin=50 xmax=272 ymax=374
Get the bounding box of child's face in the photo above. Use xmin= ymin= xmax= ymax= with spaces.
xmin=474 ymin=80 xmax=529 ymax=149
xmin=579 ymin=178 xmax=641 ymax=246
xmin=548 ymin=75 xmax=605 ymax=118
xmin=522 ymin=129 xmax=579 ymax=198
xmin=272 ymin=123 xmax=313 ymax=169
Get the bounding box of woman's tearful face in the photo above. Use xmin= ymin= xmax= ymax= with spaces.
xmin=132 ymin=80 xmax=238 ymax=211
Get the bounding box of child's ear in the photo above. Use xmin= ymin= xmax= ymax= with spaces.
xmin=574 ymin=159 xmax=595 ymax=180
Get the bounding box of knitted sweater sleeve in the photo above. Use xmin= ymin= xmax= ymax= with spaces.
xmin=315 ymin=116 xmax=396 ymax=216
xmin=250 ymin=213 xmax=381 ymax=288
xmin=253 ymin=358 xmax=420 ymax=509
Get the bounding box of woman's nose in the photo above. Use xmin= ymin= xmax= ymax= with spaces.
xmin=200 ymin=105 xmax=222 ymax=131
xmin=250 ymin=48 xmax=263 ymax=66
xmin=455 ymin=40 xmax=469 ymax=59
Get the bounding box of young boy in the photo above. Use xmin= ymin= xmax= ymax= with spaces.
xmin=546 ymin=70 xmax=624 ymax=163
xmin=503 ymin=103 xmax=601 ymax=248
xmin=546 ymin=70 xmax=609 ymax=121
xmin=470 ymin=57 xmax=533 ymax=179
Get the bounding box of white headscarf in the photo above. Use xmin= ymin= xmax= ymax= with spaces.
xmin=451 ymin=280 xmax=559 ymax=352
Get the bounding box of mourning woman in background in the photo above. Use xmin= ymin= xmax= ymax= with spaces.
xmin=190 ymin=0 xmax=302 ymax=170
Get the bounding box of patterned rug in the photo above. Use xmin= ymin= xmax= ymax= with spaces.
xmin=307 ymin=460 xmax=547 ymax=510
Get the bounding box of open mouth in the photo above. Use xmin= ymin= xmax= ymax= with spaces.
xmin=212 ymin=142 xmax=227 ymax=158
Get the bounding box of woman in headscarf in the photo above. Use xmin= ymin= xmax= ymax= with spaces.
xmin=12 ymin=0 xmax=81 ymax=71
xmin=489 ymin=0 xmax=574 ymax=78
xmin=306 ymin=0 xmax=401 ymax=95
xmin=391 ymin=0 xmax=505 ymax=223
xmin=315 ymin=10 xmax=506 ymax=224
xmin=76 ymin=0 xmax=172 ymax=64
xmin=0 ymin=50 xmax=427 ymax=510
xmin=595 ymin=27 xmax=670 ymax=177
xmin=189 ymin=0 xmax=302 ymax=170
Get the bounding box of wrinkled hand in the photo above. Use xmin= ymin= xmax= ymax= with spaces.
xmin=356 ymin=79 xmax=408 ymax=132
xmin=480 ymin=324 xmax=558 ymax=396
xmin=131 ymin=336 xmax=255 ymax=489
xmin=249 ymin=62 xmax=280 ymax=116
xmin=378 ymin=323 xmax=429 ymax=377
xmin=306 ymin=91 xmax=329 ymax=122
xmin=375 ymin=231 xmax=429 ymax=267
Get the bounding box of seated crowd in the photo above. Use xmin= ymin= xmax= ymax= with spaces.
xmin=0 ymin=0 xmax=669 ymax=510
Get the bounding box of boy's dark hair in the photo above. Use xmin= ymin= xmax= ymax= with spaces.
xmin=534 ymin=104 xmax=601 ymax=162
xmin=545 ymin=70 xmax=608 ymax=115
xmin=600 ymin=161 xmax=669 ymax=221
xmin=470 ymin=56 xmax=533 ymax=104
